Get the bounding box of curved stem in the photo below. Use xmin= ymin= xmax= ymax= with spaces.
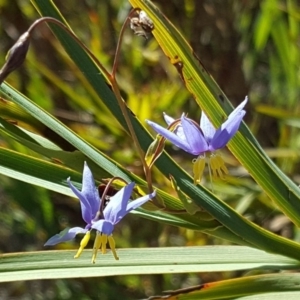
xmin=110 ymin=9 xmax=158 ymax=204
xmin=99 ymin=176 xmax=128 ymax=214
xmin=111 ymin=8 xmax=139 ymax=78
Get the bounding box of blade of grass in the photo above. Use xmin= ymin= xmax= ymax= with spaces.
xmin=0 ymin=82 xmax=130 ymax=181
xmin=0 ymin=246 xmax=299 ymax=282
xmin=170 ymin=273 xmax=300 ymax=300
xmin=0 ymin=115 xmax=111 ymax=176
xmin=0 ymin=146 xmax=79 ymax=197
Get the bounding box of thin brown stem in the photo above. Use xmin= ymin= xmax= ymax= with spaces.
xmin=110 ymin=9 xmax=158 ymax=204
xmin=96 ymin=176 xmax=129 ymax=220
xmin=111 ymin=8 xmax=139 ymax=78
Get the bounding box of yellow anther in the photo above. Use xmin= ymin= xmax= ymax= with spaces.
xmin=108 ymin=235 xmax=119 ymax=260
xmin=74 ymin=231 xmax=90 ymax=259
xmin=193 ymin=155 xmax=206 ymax=184
xmin=209 ymin=154 xmax=228 ymax=179
xmin=91 ymin=232 xmax=102 ymax=264
xmin=100 ymin=234 xmax=108 ymax=254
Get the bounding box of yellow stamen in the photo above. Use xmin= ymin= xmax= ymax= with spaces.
xmin=192 ymin=155 xmax=206 ymax=184
xmin=74 ymin=231 xmax=90 ymax=259
xmin=209 ymin=153 xmax=228 ymax=179
xmin=100 ymin=234 xmax=108 ymax=254
xmin=91 ymin=232 xmax=102 ymax=264
xmin=108 ymin=235 xmax=119 ymax=260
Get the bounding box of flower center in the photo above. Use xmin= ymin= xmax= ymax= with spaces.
xmin=92 ymin=232 xmax=119 ymax=263
xmin=209 ymin=153 xmax=228 ymax=179
xmin=192 ymin=152 xmax=228 ymax=184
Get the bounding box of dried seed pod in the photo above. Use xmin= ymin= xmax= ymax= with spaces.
xmin=130 ymin=10 xmax=154 ymax=39
xmin=138 ymin=11 xmax=154 ymax=33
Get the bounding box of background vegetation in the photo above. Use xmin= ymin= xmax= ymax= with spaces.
xmin=0 ymin=0 xmax=300 ymax=299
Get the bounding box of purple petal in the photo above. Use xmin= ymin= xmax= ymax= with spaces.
xmin=125 ymin=190 xmax=156 ymax=214
xmin=92 ymin=220 xmax=114 ymax=235
xmin=68 ymin=177 xmax=92 ymax=225
xmin=200 ymin=111 xmax=216 ymax=143
xmin=228 ymin=96 xmax=248 ymax=120
xmin=181 ymin=116 xmax=209 ymax=155
xmin=163 ymin=112 xmax=175 ymax=125
xmin=81 ymin=162 xmax=101 ymax=218
xmin=44 ymin=227 xmax=87 ymax=246
xmin=103 ymin=182 xmax=135 ymax=224
xmin=147 ymin=119 xmax=192 ymax=153
xmin=210 ymin=110 xmax=246 ymax=150
xmin=164 ymin=113 xmax=186 ymax=141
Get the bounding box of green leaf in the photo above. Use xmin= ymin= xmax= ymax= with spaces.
xmin=169 ymin=174 xmax=202 ymax=215
xmin=234 ymin=292 xmax=300 ymax=300
xmin=166 ymin=273 xmax=300 ymax=300
xmin=0 ymin=82 xmax=129 ymax=181
xmin=253 ymin=0 xmax=278 ymax=50
xmin=0 ymin=115 xmax=110 ymax=177
xmin=0 ymin=146 xmax=81 ymax=197
xmin=0 ymin=246 xmax=299 ymax=282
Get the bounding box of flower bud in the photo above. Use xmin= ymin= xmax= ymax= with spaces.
xmin=0 ymin=31 xmax=31 ymax=84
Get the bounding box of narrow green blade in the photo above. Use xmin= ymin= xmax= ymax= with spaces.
xmin=0 ymin=246 xmax=298 ymax=282
xmin=169 ymin=274 xmax=300 ymax=300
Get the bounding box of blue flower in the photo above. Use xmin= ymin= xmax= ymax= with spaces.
xmin=45 ymin=162 xmax=156 ymax=263
xmin=44 ymin=162 xmax=100 ymax=246
xmin=91 ymin=182 xmax=155 ymax=261
xmin=146 ymin=97 xmax=247 ymax=183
